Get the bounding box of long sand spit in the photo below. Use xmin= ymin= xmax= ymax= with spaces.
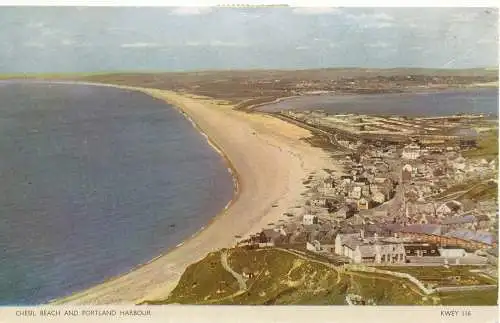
xmin=51 ymin=85 xmax=332 ymax=304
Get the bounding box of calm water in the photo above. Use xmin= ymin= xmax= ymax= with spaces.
xmin=258 ymin=88 xmax=499 ymax=116
xmin=0 ymin=82 xmax=233 ymax=304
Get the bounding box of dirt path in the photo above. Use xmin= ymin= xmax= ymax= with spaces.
xmin=221 ymin=250 xmax=247 ymax=291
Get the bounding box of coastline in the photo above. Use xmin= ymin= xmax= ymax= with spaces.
xmin=50 ymin=83 xmax=332 ymax=304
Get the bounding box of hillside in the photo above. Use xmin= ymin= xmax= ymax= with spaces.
xmin=141 ymin=247 xmax=497 ymax=306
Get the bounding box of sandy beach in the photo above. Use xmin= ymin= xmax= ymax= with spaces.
xmin=52 ymin=86 xmax=332 ymax=305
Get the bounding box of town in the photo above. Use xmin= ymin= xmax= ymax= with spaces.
xmin=239 ymin=111 xmax=498 ymax=273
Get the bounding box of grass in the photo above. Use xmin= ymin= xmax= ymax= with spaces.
xmin=459 ymin=181 xmax=498 ymax=202
xmin=375 ymin=266 xmax=497 ymax=287
xmin=463 ymin=129 xmax=499 ymax=161
xmin=144 ymin=250 xmax=239 ymax=304
xmin=434 ymin=179 xmax=498 ymax=202
xmin=437 ymin=288 xmax=498 ymax=305
xmin=145 ymin=247 xmax=499 ymax=305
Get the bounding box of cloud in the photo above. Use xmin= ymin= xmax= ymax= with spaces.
xmin=61 ymin=39 xmax=76 ymax=46
xmin=367 ymin=41 xmax=390 ymax=48
xmin=23 ymin=42 xmax=45 ymax=48
xmin=363 ymin=21 xmax=394 ymax=29
xmin=347 ymin=12 xmax=395 ymax=28
xmin=26 ymin=22 xmax=46 ymax=29
xmin=170 ymin=7 xmax=213 ymax=16
xmin=210 ymin=40 xmax=247 ymax=47
xmin=449 ymin=12 xmax=480 ymax=23
xmin=185 ymin=41 xmax=248 ymax=48
xmin=60 ymin=39 xmax=92 ymax=47
xmin=292 ymin=7 xmax=339 ymax=15
xmin=295 ymin=46 xmax=309 ymax=50
xmin=120 ymin=43 xmax=163 ymax=48
xmin=348 ymin=12 xmax=394 ymax=22
xmin=477 ymin=38 xmax=497 ymax=44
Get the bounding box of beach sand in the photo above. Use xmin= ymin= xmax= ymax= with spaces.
xmin=52 ymin=86 xmax=332 ymax=305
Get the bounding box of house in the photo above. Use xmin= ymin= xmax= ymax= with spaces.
xmin=375 ymin=243 xmax=406 ymax=263
xmin=302 ymin=214 xmax=318 ymax=225
xmin=400 ymin=224 xmax=442 ymax=236
xmin=349 ymin=186 xmax=362 ymax=199
xmin=402 ymin=164 xmax=412 ymax=183
xmin=334 ymin=233 xmax=361 ymax=255
xmin=361 ymin=186 xmax=371 ymax=198
xmin=474 ymin=214 xmax=491 ymax=230
xmin=311 ymin=196 xmax=326 ymax=207
xmin=402 ymin=143 xmax=421 ymax=160
xmin=323 ymin=177 xmax=335 ymax=189
xmin=258 ymin=229 xmax=283 ymax=245
xmin=358 ymin=198 xmax=369 ymax=210
xmin=341 ymin=175 xmax=353 ymax=184
xmin=403 ymin=243 xmax=440 ymax=257
xmin=444 ymin=229 xmax=497 ymax=249
xmin=441 ymin=214 xmax=476 ymax=233
xmin=335 ymin=232 xmax=406 ymax=264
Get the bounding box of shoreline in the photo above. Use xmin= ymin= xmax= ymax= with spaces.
xmin=50 ymin=82 xmax=331 ymax=304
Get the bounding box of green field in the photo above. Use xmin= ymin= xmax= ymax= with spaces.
xmin=463 ymin=129 xmax=499 ymax=161
xmin=141 ymin=248 xmax=497 ymax=305
xmin=437 ymin=289 xmax=498 ymax=305
xmin=146 ymin=250 xmax=240 ymax=304
xmin=375 ymin=266 xmax=497 ymax=287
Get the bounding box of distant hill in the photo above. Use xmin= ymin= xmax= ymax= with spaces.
xmin=2 ymin=68 xmax=497 ymax=110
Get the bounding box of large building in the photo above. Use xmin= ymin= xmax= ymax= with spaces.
xmin=334 ymin=232 xmax=406 ymax=264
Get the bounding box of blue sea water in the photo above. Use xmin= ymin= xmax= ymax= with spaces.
xmin=0 ymin=82 xmax=233 ymax=304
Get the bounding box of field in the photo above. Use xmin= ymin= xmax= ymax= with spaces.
xmin=145 ymin=250 xmax=240 ymax=304
xmin=375 ymin=265 xmax=497 ymax=287
xmin=463 ymin=129 xmax=499 ymax=161
xmin=142 ymin=247 xmax=497 ymax=305
xmin=435 ymin=179 xmax=498 ymax=202
xmin=437 ymin=289 xmax=498 ymax=305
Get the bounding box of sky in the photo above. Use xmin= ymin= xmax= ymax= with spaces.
xmin=0 ymin=6 xmax=498 ymax=73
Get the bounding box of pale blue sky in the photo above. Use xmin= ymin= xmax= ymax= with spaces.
xmin=0 ymin=7 xmax=497 ymax=73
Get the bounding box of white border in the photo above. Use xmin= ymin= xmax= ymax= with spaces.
xmin=0 ymin=0 xmax=498 ymax=7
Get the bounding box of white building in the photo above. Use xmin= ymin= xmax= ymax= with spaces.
xmin=402 ymin=144 xmax=421 ymax=160
xmin=349 ymin=186 xmax=362 ymax=199
xmin=335 ymin=233 xmax=405 ymax=264
xmin=302 ymin=214 xmax=317 ymax=225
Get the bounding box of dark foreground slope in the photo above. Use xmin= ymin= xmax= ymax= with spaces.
xmin=142 ymin=248 xmax=497 ymax=305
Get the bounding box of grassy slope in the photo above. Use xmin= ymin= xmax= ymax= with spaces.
xmin=375 ymin=266 xmax=497 ymax=287
xmin=435 ymin=179 xmax=498 ymax=203
xmin=145 ymin=250 xmax=240 ymax=304
xmin=144 ymin=248 xmax=499 ymax=305
xmin=463 ymin=129 xmax=499 ymax=161
xmin=437 ymin=289 xmax=498 ymax=305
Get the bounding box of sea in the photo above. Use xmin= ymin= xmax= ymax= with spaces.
xmin=0 ymin=82 xmax=234 ymax=305
xmin=257 ymin=88 xmax=499 ymax=117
